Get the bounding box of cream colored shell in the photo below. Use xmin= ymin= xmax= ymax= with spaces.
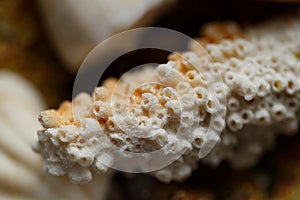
xmin=0 ymin=70 xmax=110 ymax=200
xmin=38 ymin=0 xmax=175 ymax=72
xmin=37 ymin=13 xmax=300 ymax=183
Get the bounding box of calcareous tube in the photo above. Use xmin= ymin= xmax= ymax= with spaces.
xmin=36 ymin=13 xmax=300 ymax=183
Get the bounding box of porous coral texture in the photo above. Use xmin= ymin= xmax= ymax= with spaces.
xmin=36 ymin=13 xmax=300 ymax=183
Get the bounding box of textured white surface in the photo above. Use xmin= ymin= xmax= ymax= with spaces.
xmin=37 ymin=13 xmax=300 ymax=183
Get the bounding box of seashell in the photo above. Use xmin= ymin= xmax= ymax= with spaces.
xmin=37 ymin=0 xmax=176 ymax=72
xmin=0 ymin=70 xmax=110 ymax=200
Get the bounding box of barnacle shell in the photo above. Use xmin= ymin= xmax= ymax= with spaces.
xmin=38 ymin=0 xmax=176 ymax=72
xmin=37 ymin=13 xmax=300 ymax=183
xmin=0 ymin=70 xmax=110 ymax=200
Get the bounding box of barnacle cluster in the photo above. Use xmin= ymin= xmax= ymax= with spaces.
xmin=36 ymin=13 xmax=300 ymax=183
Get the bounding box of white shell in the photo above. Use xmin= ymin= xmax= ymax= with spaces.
xmin=0 ymin=70 xmax=110 ymax=200
xmin=38 ymin=0 xmax=175 ymax=72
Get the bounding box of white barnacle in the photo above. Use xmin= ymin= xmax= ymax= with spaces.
xmin=206 ymin=44 xmax=225 ymax=62
xmin=227 ymin=97 xmax=240 ymax=112
xmin=233 ymin=39 xmax=255 ymax=58
xmin=219 ymin=39 xmax=235 ymax=56
xmin=227 ymin=113 xmax=243 ymax=132
xmin=254 ymin=109 xmax=271 ymax=125
xmin=157 ymin=61 xmax=184 ymax=86
xmin=255 ymin=77 xmax=271 ymax=97
xmin=270 ymin=103 xmax=287 ymax=121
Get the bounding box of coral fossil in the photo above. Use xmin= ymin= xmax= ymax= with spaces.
xmin=36 ymin=13 xmax=300 ymax=183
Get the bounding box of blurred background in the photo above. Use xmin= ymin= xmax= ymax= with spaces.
xmin=1 ymin=0 xmax=300 ymax=199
